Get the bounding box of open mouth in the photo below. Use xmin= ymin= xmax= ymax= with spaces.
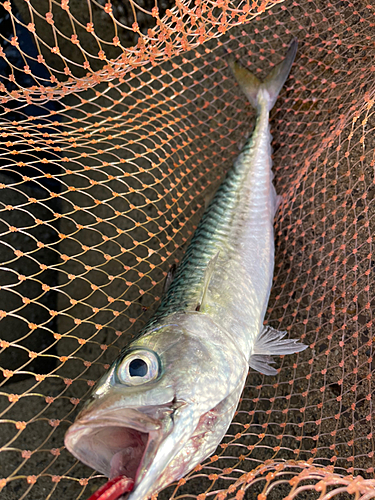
xmin=64 ymin=408 xmax=163 ymax=483
xmin=65 ymin=400 xmax=192 ymax=500
xmin=88 ymin=425 xmax=148 ymax=479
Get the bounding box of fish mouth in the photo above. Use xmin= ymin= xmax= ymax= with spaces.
xmin=64 ymin=406 xmax=169 ymax=483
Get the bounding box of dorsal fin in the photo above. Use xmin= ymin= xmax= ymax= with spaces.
xmin=196 ymin=252 xmax=219 ymax=312
xmin=163 ymin=263 xmax=177 ymax=295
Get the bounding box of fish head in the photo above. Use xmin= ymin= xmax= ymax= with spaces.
xmin=64 ymin=313 xmax=248 ymax=500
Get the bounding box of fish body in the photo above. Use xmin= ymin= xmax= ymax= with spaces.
xmin=65 ymin=39 xmax=306 ymax=500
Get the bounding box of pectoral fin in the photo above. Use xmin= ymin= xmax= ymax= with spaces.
xmin=249 ymin=326 xmax=307 ymax=376
xmin=196 ymin=251 xmax=219 ymax=312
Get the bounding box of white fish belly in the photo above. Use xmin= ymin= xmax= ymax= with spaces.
xmin=207 ymin=107 xmax=277 ymax=359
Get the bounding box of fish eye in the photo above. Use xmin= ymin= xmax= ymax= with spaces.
xmin=129 ymin=358 xmax=147 ymax=377
xmin=117 ymin=349 xmax=160 ymax=386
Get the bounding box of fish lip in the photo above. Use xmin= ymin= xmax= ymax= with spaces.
xmin=72 ymin=407 xmax=162 ymax=432
xmin=64 ymin=405 xmax=175 ymax=485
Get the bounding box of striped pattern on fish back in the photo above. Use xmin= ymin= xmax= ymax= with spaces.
xmin=142 ymin=127 xmax=262 ymax=332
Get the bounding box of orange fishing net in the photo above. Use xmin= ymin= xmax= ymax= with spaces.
xmin=1 ymin=0 xmax=375 ymax=499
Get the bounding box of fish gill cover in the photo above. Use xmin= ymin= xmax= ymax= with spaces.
xmin=0 ymin=0 xmax=375 ymax=499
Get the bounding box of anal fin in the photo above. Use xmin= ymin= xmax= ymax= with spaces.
xmin=249 ymin=326 xmax=307 ymax=376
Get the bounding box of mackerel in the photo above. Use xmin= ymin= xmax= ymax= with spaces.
xmin=65 ymin=39 xmax=306 ymax=500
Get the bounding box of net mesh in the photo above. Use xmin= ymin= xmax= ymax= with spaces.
xmin=1 ymin=0 xmax=375 ymax=499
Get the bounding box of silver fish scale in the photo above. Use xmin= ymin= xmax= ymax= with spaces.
xmin=143 ymin=126 xmax=265 ymax=332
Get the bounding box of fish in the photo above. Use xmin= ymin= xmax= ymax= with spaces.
xmin=64 ymin=38 xmax=307 ymax=500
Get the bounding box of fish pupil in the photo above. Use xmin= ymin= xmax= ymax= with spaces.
xmin=129 ymin=358 xmax=148 ymax=377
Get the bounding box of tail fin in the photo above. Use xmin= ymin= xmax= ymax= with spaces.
xmin=228 ymin=39 xmax=298 ymax=112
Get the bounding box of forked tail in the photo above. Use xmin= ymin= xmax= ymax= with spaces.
xmin=227 ymin=39 xmax=298 ymax=112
